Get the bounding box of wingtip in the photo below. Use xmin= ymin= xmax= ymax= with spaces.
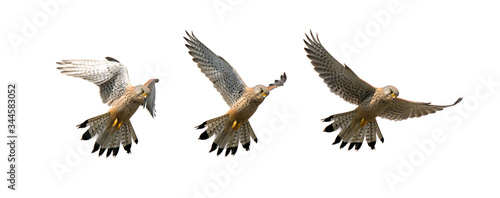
xmin=105 ymin=57 xmax=120 ymax=63
xmin=453 ymin=97 xmax=463 ymax=105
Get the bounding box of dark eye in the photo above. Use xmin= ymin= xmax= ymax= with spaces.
xmin=390 ymin=90 xmax=393 ymax=94
xmin=260 ymin=88 xmax=264 ymax=93
xmin=141 ymin=89 xmax=144 ymax=94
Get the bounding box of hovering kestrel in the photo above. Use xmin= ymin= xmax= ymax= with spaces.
xmin=304 ymin=31 xmax=462 ymax=151
xmin=184 ymin=31 xmax=287 ymax=156
xmin=57 ymin=57 xmax=159 ymax=157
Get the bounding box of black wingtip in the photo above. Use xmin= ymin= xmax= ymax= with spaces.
xmin=105 ymin=57 xmax=120 ymax=63
xmin=225 ymin=148 xmax=231 ymax=157
xmin=124 ymin=144 xmax=132 ymax=153
xmin=134 ymin=139 xmax=139 ymax=144
xmin=332 ymin=136 xmax=342 ymax=145
xmin=81 ymin=131 xmax=91 ymax=140
xmin=216 ymin=148 xmax=224 ymax=156
xmin=92 ymin=142 xmax=100 ymax=153
xmin=77 ymin=120 xmax=89 ymax=128
xmin=243 ymin=142 xmax=250 ymax=151
xmin=196 ymin=122 xmax=207 ymax=129
xmin=453 ymin=97 xmax=463 ymax=105
xmin=368 ymin=141 xmax=376 ymax=150
xmin=209 ymin=143 xmax=217 ymax=153
xmin=340 ymin=142 xmax=348 ymax=149
xmin=380 ymin=138 xmax=384 ymax=143
xmin=254 ymin=138 xmax=258 ymax=143
xmin=199 ymin=131 xmax=209 ymax=140
xmin=324 ymin=124 xmax=334 ymax=132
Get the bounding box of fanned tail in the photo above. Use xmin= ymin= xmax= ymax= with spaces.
xmin=196 ymin=115 xmax=257 ymax=156
xmin=77 ymin=113 xmax=138 ymax=157
xmin=322 ymin=110 xmax=383 ymax=151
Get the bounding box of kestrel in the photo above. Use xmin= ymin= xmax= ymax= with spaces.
xmin=304 ymin=31 xmax=462 ymax=151
xmin=184 ymin=31 xmax=287 ymax=156
xmin=57 ymin=57 xmax=159 ymax=157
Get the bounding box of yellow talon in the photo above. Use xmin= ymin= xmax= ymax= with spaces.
xmin=112 ymin=118 xmax=118 ymax=127
xmin=231 ymin=121 xmax=243 ymax=130
xmin=232 ymin=120 xmax=238 ymax=129
xmin=360 ymin=118 xmax=368 ymax=127
xmin=117 ymin=121 xmax=123 ymax=129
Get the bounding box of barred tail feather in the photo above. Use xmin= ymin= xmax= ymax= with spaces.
xmin=239 ymin=122 xmax=255 ymax=151
xmin=323 ymin=110 xmax=383 ymax=151
xmin=196 ymin=114 xmax=229 ymax=140
xmin=196 ymin=114 xmax=257 ymax=156
xmin=78 ymin=113 xmax=110 ymax=140
xmin=77 ymin=113 xmax=138 ymax=157
xmin=322 ymin=110 xmax=356 ymax=132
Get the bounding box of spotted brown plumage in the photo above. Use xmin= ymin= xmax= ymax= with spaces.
xmin=185 ymin=31 xmax=286 ymax=156
xmin=304 ymin=31 xmax=462 ymax=150
xmin=57 ymin=57 xmax=159 ymax=157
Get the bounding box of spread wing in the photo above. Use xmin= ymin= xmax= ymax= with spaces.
xmin=184 ymin=31 xmax=247 ymax=107
xmin=57 ymin=57 xmax=130 ymax=105
xmin=268 ymin=73 xmax=287 ymax=91
xmin=379 ymin=97 xmax=462 ymax=121
xmin=304 ymin=31 xmax=376 ymax=105
xmin=143 ymin=78 xmax=159 ymax=118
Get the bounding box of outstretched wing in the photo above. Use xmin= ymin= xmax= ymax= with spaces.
xmin=379 ymin=97 xmax=462 ymax=121
xmin=184 ymin=31 xmax=247 ymax=107
xmin=143 ymin=78 xmax=159 ymax=117
xmin=57 ymin=57 xmax=130 ymax=105
xmin=268 ymin=73 xmax=287 ymax=91
xmin=304 ymin=31 xmax=376 ymax=105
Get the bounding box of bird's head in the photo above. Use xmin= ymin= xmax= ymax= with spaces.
xmin=253 ymin=84 xmax=270 ymax=99
xmin=134 ymin=85 xmax=151 ymax=100
xmin=383 ymin=85 xmax=399 ymax=100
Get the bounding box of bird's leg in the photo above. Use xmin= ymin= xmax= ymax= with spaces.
xmin=112 ymin=118 xmax=124 ymax=130
xmin=117 ymin=121 xmax=123 ymax=129
xmin=359 ymin=118 xmax=368 ymax=127
xmin=112 ymin=118 xmax=118 ymax=127
xmin=231 ymin=120 xmax=242 ymax=130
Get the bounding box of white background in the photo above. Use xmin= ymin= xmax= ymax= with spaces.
xmin=1 ymin=0 xmax=499 ymax=197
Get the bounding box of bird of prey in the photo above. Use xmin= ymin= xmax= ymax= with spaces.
xmin=184 ymin=31 xmax=287 ymax=156
xmin=57 ymin=57 xmax=159 ymax=157
xmin=304 ymin=31 xmax=462 ymax=151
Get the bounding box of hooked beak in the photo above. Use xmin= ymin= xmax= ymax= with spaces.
xmin=391 ymin=93 xmax=397 ymax=99
xmin=142 ymin=93 xmax=148 ymax=98
xmin=262 ymin=92 xmax=267 ymax=98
